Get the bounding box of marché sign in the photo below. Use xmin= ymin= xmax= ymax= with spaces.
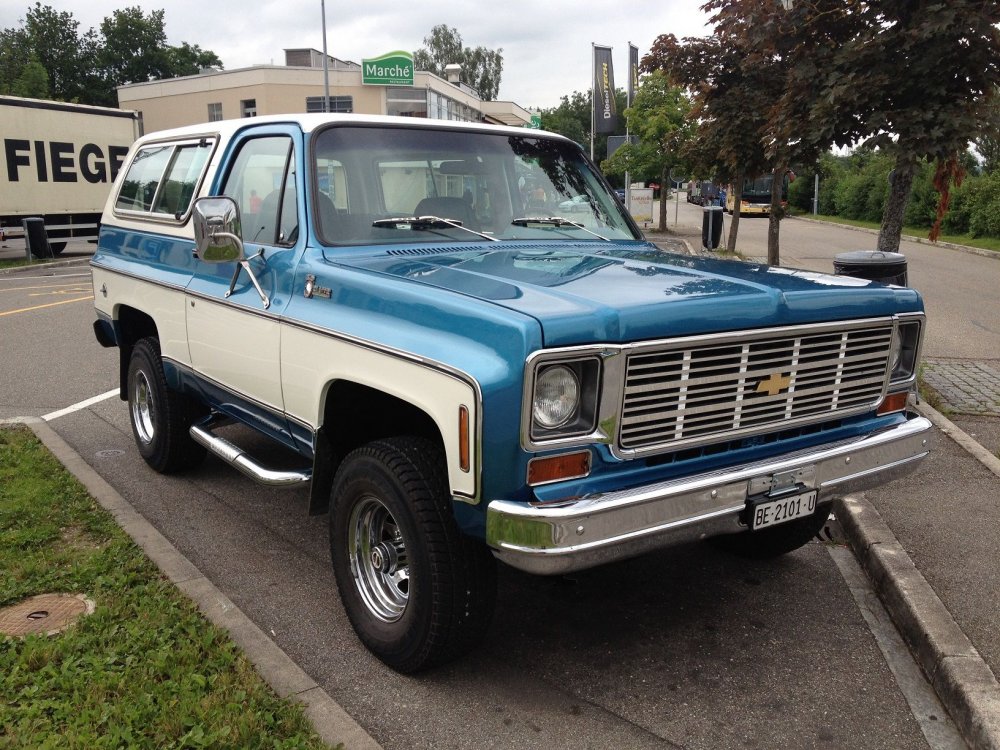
xmin=362 ymin=51 xmax=414 ymax=86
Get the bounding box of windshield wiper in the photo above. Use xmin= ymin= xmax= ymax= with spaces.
xmin=372 ymin=215 xmax=499 ymax=242
xmin=511 ymin=216 xmax=609 ymax=241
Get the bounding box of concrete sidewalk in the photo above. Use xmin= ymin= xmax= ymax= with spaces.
xmin=845 ymin=404 xmax=1000 ymax=749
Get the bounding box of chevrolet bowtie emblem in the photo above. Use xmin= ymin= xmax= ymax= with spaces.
xmin=756 ymin=372 xmax=791 ymax=396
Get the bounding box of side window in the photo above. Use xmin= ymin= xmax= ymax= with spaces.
xmin=221 ymin=136 xmax=298 ymax=246
xmin=116 ymin=145 xmax=172 ymax=212
xmin=152 ymin=144 xmax=212 ymax=217
xmin=115 ymin=140 xmax=213 ymax=219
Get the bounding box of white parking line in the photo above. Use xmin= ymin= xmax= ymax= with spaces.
xmin=42 ymin=389 xmax=119 ymax=422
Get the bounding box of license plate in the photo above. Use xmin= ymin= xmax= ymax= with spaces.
xmin=750 ymin=490 xmax=818 ymax=531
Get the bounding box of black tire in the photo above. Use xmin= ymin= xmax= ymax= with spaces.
xmin=126 ymin=337 xmax=207 ymax=473
xmin=709 ymin=503 xmax=832 ymax=559
xmin=330 ymin=437 xmax=496 ymax=673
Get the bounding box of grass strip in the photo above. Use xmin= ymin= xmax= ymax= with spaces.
xmin=0 ymin=259 xmax=34 ymax=270
xmin=0 ymin=425 xmax=335 ymax=749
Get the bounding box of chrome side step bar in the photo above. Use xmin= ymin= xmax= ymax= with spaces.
xmin=190 ymin=415 xmax=312 ymax=489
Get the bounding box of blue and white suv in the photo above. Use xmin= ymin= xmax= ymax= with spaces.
xmin=92 ymin=114 xmax=931 ymax=672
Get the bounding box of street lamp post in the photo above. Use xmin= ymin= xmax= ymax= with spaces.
xmin=320 ymin=0 xmax=330 ymax=112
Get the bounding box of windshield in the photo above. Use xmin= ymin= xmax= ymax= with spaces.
xmin=312 ymin=125 xmax=640 ymax=245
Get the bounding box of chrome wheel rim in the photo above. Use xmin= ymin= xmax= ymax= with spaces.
xmin=348 ymin=495 xmax=409 ymax=623
xmin=131 ymin=370 xmax=155 ymax=445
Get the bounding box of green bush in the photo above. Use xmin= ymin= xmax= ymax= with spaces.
xmin=940 ymin=174 xmax=973 ymax=235
xmin=902 ymin=162 xmax=938 ymax=228
xmin=966 ymin=170 xmax=1000 ymax=238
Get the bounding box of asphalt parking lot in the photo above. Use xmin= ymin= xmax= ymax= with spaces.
xmin=3 ymin=231 xmax=998 ymax=749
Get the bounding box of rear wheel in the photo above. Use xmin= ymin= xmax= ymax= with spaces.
xmin=709 ymin=503 xmax=832 ymax=559
xmin=330 ymin=437 xmax=496 ymax=673
xmin=127 ymin=337 xmax=206 ymax=473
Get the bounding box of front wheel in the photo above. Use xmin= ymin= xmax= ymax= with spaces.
xmin=709 ymin=503 xmax=832 ymax=559
xmin=127 ymin=337 xmax=206 ymax=474
xmin=330 ymin=437 xmax=496 ymax=673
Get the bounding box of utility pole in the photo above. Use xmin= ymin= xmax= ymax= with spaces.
xmin=321 ymin=0 xmax=331 ymax=112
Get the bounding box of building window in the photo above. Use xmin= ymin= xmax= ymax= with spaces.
xmin=386 ymin=87 xmax=427 ymax=118
xmin=305 ymin=95 xmax=353 ymax=113
xmin=207 ymin=102 xmax=223 ymax=121
xmin=240 ymin=99 xmax=257 ymax=118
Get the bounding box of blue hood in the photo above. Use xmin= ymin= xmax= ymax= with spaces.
xmin=337 ymin=241 xmax=924 ymax=346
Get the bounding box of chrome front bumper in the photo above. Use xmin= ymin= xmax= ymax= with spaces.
xmin=486 ymin=415 xmax=932 ymax=575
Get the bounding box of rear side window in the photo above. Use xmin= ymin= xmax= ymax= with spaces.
xmin=115 ymin=139 xmax=214 ymax=219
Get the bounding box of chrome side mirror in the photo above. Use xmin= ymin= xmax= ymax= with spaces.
xmin=191 ymin=196 xmax=270 ymax=309
xmin=193 ymin=196 xmax=245 ymax=263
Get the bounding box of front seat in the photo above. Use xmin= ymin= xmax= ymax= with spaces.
xmin=413 ymin=196 xmax=475 ymax=228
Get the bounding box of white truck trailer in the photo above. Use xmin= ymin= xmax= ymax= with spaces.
xmin=1 ymin=95 xmax=139 ymax=254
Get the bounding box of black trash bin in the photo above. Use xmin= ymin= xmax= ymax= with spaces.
xmin=21 ymin=217 xmax=53 ymax=260
xmin=833 ymin=250 xmax=907 ymax=286
xmin=702 ymin=205 xmax=723 ymax=251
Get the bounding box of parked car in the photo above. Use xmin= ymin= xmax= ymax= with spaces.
xmin=698 ymin=181 xmax=720 ymax=206
xmin=557 ymin=194 xmax=592 ymax=213
xmin=92 ymin=113 xmax=931 ymax=673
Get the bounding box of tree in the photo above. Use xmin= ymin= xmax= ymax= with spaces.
xmin=20 ymin=2 xmax=95 ymax=102
xmin=602 ymin=71 xmax=692 ymax=230
xmin=1 ymin=4 xmax=223 ymax=107
xmin=644 ymin=31 xmax=777 ymax=254
xmin=539 ymin=88 xmax=627 ymax=165
xmin=413 ymin=25 xmax=503 ymax=101
xmin=839 ymin=2 xmax=1000 ymax=250
xmin=165 ymin=42 xmax=223 ymax=77
xmin=0 ymin=28 xmax=31 ymax=95
xmin=12 ymin=57 xmax=48 ymax=98
xmin=976 ymin=91 xmax=1000 ymax=174
xmin=96 ymin=7 xmax=170 ymax=103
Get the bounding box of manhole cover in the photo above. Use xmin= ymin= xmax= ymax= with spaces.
xmin=95 ymin=449 xmax=125 ymax=459
xmin=0 ymin=593 xmax=95 ymax=637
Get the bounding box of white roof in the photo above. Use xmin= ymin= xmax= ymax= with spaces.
xmin=134 ymin=113 xmax=567 ymax=146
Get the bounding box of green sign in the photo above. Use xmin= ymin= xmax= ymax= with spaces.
xmin=529 ymin=114 xmax=542 ymax=129
xmin=362 ymin=50 xmax=414 ymax=86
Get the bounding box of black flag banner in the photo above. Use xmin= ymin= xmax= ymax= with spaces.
xmin=593 ymin=45 xmax=618 ymax=134
xmin=628 ymin=44 xmax=639 ymax=107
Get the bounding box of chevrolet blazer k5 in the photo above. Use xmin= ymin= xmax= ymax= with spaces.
xmin=91 ymin=114 xmax=931 ymax=672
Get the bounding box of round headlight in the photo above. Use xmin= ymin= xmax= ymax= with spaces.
xmin=533 ymin=365 xmax=580 ymax=429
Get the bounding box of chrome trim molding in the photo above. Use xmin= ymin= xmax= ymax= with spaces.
xmin=489 ymin=414 xmax=932 ymax=575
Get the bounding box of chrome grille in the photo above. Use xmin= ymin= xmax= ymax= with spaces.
xmin=619 ymin=322 xmax=894 ymax=452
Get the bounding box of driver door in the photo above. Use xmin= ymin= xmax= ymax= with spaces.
xmin=185 ymin=130 xmax=301 ymax=422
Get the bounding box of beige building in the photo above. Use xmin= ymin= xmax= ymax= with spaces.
xmin=117 ymin=48 xmax=533 ymax=134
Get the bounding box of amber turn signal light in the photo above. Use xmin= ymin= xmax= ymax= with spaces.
xmin=459 ymin=406 xmax=470 ymax=472
xmin=877 ymin=391 xmax=908 ymax=415
xmin=527 ymin=450 xmax=591 ymax=486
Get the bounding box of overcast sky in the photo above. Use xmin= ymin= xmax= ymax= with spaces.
xmin=0 ymin=0 xmax=713 ymax=109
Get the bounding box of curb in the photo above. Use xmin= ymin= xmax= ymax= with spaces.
xmin=0 ymin=256 xmax=92 ymax=275
xmin=836 ymin=404 xmax=1000 ymax=750
xmin=23 ymin=417 xmax=382 ymax=750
